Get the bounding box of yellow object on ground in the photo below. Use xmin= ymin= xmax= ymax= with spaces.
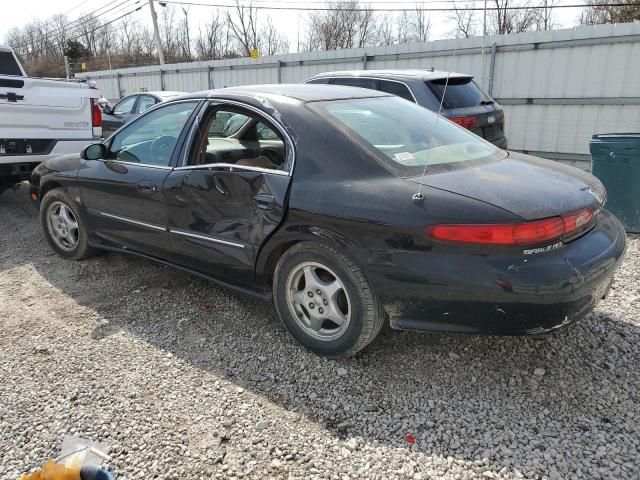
xmin=19 ymin=457 xmax=81 ymax=480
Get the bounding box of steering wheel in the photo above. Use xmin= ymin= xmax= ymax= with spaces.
xmin=150 ymin=135 xmax=177 ymax=163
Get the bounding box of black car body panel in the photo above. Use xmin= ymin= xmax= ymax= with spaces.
xmin=370 ymin=209 xmax=624 ymax=334
xmin=30 ymin=84 xmax=626 ymax=337
xmin=163 ymin=168 xmax=291 ymax=287
xmin=409 ymin=151 xmax=607 ymax=220
xmin=79 ymin=159 xmax=173 ymax=256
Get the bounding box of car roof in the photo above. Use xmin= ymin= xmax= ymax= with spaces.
xmin=153 ymin=91 xmax=186 ymax=99
xmin=180 ymin=84 xmax=392 ymax=103
xmin=308 ymin=69 xmax=473 ymax=82
xmin=129 ymin=91 xmax=185 ymax=99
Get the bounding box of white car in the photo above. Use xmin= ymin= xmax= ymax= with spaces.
xmin=0 ymin=44 xmax=102 ymax=193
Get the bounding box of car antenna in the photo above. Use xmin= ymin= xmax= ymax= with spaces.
xmin=413 ymin=46 xmax=458 ymax=204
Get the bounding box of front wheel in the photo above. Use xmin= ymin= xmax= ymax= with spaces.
xmin=273 ymin=241 xmax=385 ymax=357
xmin=40 ymin=188 xmax=97 ymax=260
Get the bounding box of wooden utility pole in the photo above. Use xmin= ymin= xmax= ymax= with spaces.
xmin=149 ymin=0 xmax=165 ymax=66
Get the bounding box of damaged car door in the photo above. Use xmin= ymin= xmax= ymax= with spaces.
xmin=162 ymin=101 xmax=292 ymax=288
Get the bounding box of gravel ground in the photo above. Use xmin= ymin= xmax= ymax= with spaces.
xmin=1 ymin=183 xmax=639 ymax=480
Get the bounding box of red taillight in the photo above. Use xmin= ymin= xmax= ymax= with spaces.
xmin=562 ymin=208 xmax=593 ymax=235
xmin=449 ymin=116 xmax=477 ymax=129
xmin=91 ymin=98 xmax=102 ymax=127
xmin=426 ymin=208 xmax=594 ymax=246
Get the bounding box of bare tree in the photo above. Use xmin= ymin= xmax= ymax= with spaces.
xmin=4 ymin=3 xmax=288 ymax=72
xmin=178 ymin=7 xmax=193 ymax=61
xmin=451 ymin=4 xmax=477 ymax=38
xmin=226 ymin=1 xmax=260 ymax=56
xmin=306 ymin=0 xmax=379 ymax=51
xmin=195 ymin=13 xmax=232 ymax=59
xmin=489 ymin=0 xmax=539 ymax=35
xmin=412 ymin=6 xmax=431 ymax=42
xmin=378 ymin=16 xmax=396 ymax=45
xmin=580 ymin=0 xmax=640 ymax=24
xmin=396 ymin=11 xmax=412 ymax=44
xmin=536 ymin=0 xmax=557 ymax=30
xmin=76 ymin=14 xmax=103 ymax=56
xmin=225 ymin=1 xmax=288 ymax=56
xmin=356 ymin=6 xmax=379 ymax=47
xmin=394 ymin=5 xmax=431 ymax=44
xmin=261 ymin=17 xmax=289 ymax=55
xmin=160 ymin=6 xmax=180 ymax=60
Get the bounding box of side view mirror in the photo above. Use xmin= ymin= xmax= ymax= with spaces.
xmin=102 ymin=104 xmax=113 ymax=114
xmin=81 ymin=143 xmax=107 ymax=160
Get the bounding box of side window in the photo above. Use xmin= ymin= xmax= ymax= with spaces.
xmin=332 ymin=77 xmax=377 ymax=90
xmin=191 ymin=105 xmax=287 ymax=171
xmin=0 ymin=51 xmax=23 ymax=76
xmin=208 ymin=113 xmax=249 ymax=137
xmin=107 ymin=101 xmax=199 ymax=166
xmin=306 ymin=78 xmax=331 ymax=84
xmin=256 ymin=122 xmax=279 ymax=140
xmin=379 ymin=80 xmax=415 ymax=102
xmin=135 ymin=95 xmax=156 ymax=113
xmin=113 ymin=96 xmax=137 ymax=116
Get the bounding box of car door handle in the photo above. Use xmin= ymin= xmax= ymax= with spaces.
xmin=213 ymin=176 xmax=226 ymax=195
xmin=254 ymin=193 xmax=275 ymax=210
xmin=136 ymin=181 xmax=158 ymax=194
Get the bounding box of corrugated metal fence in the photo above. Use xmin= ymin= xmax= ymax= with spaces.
xmin=80 ymin=22 xmax=640 ymax=167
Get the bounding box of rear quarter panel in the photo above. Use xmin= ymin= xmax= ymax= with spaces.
xmin=255 ymin=98 xmax=522 ymax=286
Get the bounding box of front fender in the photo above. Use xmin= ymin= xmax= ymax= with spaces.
xmin=31 ymin=155 xmax=84 ymax=206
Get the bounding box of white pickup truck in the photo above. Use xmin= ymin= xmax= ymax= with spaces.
xmin=0 ymin=44 xmax=102 ymax=193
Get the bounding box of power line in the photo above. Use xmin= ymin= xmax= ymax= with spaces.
xmin=39 ymin=0 xmax=134 ymax=41
xmin=12 ymin=0 xmax=138 ymax=54
xmin=30 ymin=5 xmax=145 ymax=56
xmin=29 ymin=0 xmax=126 ymax=38
xmin=35 ymin=0 xmax=103 ymax=31
xmin=162 ymin=0 xmax=639 ymax=11
xmin=63 ymin=0 xmax=103 ymax=15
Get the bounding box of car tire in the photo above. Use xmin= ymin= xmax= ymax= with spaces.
xmin=273 ymin=241 xmax=385 ymax=357
xmin=40 ymin=188 xmax=97 ymax=260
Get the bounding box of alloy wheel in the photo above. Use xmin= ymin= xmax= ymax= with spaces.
xmin=285 ymin=261 xmax=352 ymax=341
xmin=46 ymin=201 xmax=79 ymax=252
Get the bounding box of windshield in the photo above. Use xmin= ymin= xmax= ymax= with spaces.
xmin=308 ymin=96 xmax=505 ymax=177
xmin=427 ymin=77 xmax=490 ymax=109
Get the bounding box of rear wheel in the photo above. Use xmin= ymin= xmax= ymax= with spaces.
xmin=273 ymin=241 xmax=385 ymax=357
xmin=40 ymin=188 xmax=97 ymax=260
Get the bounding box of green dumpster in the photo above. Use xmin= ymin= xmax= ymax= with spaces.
xmin=590 ymin=133 xmax=640 ymax=233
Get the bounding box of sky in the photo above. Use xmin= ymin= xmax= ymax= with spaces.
xmin=0 ymin=0 xmax=586 ymax=53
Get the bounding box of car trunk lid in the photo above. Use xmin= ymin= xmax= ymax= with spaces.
xmin=408 ymin=151 xmax=605 ymax=221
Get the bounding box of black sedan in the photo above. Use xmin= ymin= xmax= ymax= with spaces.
xmin=30 ymin=85 xmax=626 ymax=357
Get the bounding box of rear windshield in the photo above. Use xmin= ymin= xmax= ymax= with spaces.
xmin=427 ymin=77 xmax=489 ymax=109
xmin=308 ymin=96 xmax=505 ymax=177
xmin=0 ymin=51 xmax=23 ymax=76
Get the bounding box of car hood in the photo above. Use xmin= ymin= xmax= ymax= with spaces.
xmin=408 ymin=151 xmax=606 ymax=220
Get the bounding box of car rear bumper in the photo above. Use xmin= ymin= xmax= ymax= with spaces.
xmin=0 ymin=139 xmax=98 ymax=166
xmin=366 ymin=210 xmax=626 ymax=335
